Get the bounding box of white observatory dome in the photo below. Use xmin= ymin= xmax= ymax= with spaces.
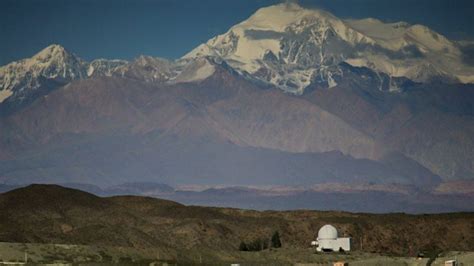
xmin=317 ymin=224 xmax=338 ymax=240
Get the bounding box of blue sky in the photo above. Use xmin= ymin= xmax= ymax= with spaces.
xmin=1 ymin=0 xmax=473 ymax=65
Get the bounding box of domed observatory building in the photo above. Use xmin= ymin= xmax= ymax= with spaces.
xmin=311 ymin=224 xmax=351 ymax=252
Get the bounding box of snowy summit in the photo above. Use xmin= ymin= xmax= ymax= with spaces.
xmin=184 ymin=3 xmax=474 ymax=94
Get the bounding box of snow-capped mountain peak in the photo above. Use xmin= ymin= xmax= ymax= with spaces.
xmin=0 ymin=44 xmax=87 ymax=104
xmin=238 ymin=3 xmax=317 ymax=32
xmin=185 ymin=3 xmax=373 ymax=62
xmin=184 ymin=4 xmax=375 ymax=93
xmin=184 ymin=3 xmax=474 ymax=94
xmin=32 ymin=44 xmax=68 ymax=62
xmin=29 ymin=44 xmax=87 ymax=79
xmin=87 ymin=59 xmax=128 ymax=77
xmin=0 ymin=44 xmax=127 ymax=109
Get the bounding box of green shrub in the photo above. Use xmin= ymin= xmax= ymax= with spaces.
xmin=239 ymin=241 xmax=248 ymax=251
xmin=239 ymin=238 xmax=269 ymax=251
xmin=271 ymin=231 xmax=282 ymax=248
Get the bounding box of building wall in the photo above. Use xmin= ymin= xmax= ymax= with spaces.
xmin=317 ymin=238 xmax=351 ymax=252
xmin=337 ymin=237 xmax=351 ymax=251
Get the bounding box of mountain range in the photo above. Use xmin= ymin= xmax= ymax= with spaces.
xmin=0 ymin=3 xmax=473 ymax=211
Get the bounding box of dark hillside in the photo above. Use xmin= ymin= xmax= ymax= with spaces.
xmin=0 ymin=185 xmax=473 ymax=256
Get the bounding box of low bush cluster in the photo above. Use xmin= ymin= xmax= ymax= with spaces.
xmin=239 ymin=231 xmax=282 ymax=251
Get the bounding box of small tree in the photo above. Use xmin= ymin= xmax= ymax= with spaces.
xmin=271 ymin=231 xmax=282 ymax=248
xmin=239 ymin=241 xmax=248 ymax=251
